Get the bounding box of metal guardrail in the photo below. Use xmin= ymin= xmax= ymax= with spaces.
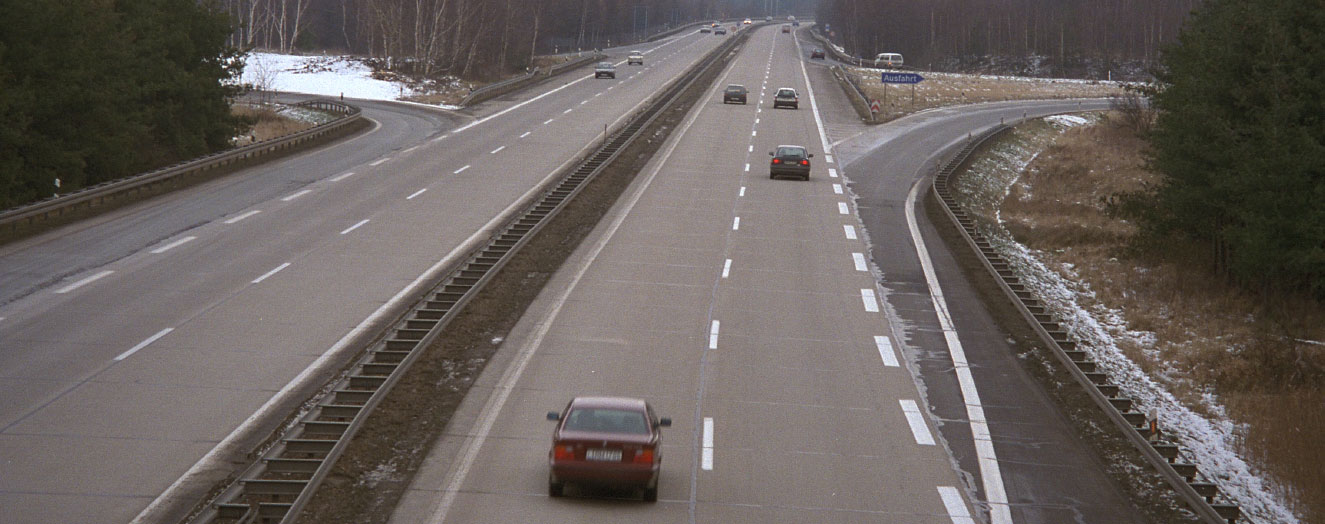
xmin=0 ymin=100 xmax=363 ymax=241
xmin=459 ymin=52 xmax=605 ymax=107
xmin=931 ymin=124 xmax=1242 ymax=524
xmin=191 ymin=24 xmax=751 ymax=524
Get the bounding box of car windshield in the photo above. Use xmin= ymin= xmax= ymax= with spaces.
xmin=776 ymin=147 xmax=806 ymax=158
xmin=777 ymin=89 xmax=795 ymax=97
xmin=597 ymin=62 xmax=611 ymax=68
xmin=564 ymin=408 xmax=650 ymax=434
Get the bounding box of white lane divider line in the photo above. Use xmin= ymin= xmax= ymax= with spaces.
xmin=519 ymin=131 xmax=531 ymax=138
xmin=151 ymin=236 xmax=196 ymax=254
xmin=490 ymin=146 xmax=505 ymax=154
xmin=874 ymin=335 xmax=900 ymax=367
xmin=543 ymin=118 xmax=554 ymax=125
xmin=838 ymin=202 xmax=850 ymax=214
xmin=852 ymin=252 xmax=868 ymax=272
xmin=340 ymin=219 xmax=370 ymax=235
xmin=844 ymin=225 xmax=858 ymax=239
xmin=744 ymin=163 xmax=750 ymax=172
xmin=370 ymin=158 xmax=389 ymax=166
xmin=454 ymin=165 xmax=471 ymax=174
xmin=739 ymin=186 xmax=746 ymax=197
xmin=708 ymin=320 xmax=720 ymax=349
xmin=861 ymin=288 xmax=880 ymax=312
xmin=900 ymin=400 xmax=937 ymax=445
xmin=407 ymin=188 xmax=428 ymax=200
xmin=748 ymin=145 xmax=753 ymax=152
xmin=281 ymin=189 xmax=312 ymax=202
xmin=330 ymin=171 xmax=355 ymax=182
xmin=732 ymin=217 xmax=740 ymax=230
xmin=827 ymin=154 xmax=835 ymax=164
xmin=402 ymin=146 xmax=418 ymax=154
xmin=580 ymin=100 xmax=588 ymax=105
xmin=755 ymin=118 xmax=760 ymax=124
xmin=55 ymin=270 xmax=114 ymax=294
xmin=224 ymin=210 xmax=261 ymax=224
xmin=594 ymin=92 xmax=603 ymax=97
xmin=829 ymin=168 xmax=839 ymax=178
xmin=722 ymin=259 xmax=732 ymax=278
xmin=938 ymin=486 xmax=977 ymax=524
xmin=833 ymin=183 xmax=843 ymax=194
xmin=252 ymin=262 xmax=291 ymax=284
xmin=114 ymin=328 xmax=174 ymax=361
xmin=701 ymin=417 xmax=715 ymax=470
xmin=751 ymin=130 xmax=757 ymax=137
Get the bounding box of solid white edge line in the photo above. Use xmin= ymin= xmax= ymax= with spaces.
xmin=792 ymin=36 xmax=834 ymax=159
xmin=852 ymin=252 xmax=868 ymax=271
xmin=224 ymin=210 xmax=261 ymax=224
xmin=402 ymin=146 xmax=418 ymax=154
xmin=844 ymin=225 xmax=857 ymax=239
xmin=874 ymin=335 xmax=900 ymax=367
xmin=340 ymin=219 xmax=370 ymax=235
xmin=280 ymin=189 xmax=312 ymax=202
xmin=114 ymin=328 xmax=174 ymax=361
xmin=407 ymin=188 xmax=428 ymax=200
xmin=708 ymin=320 xmax=720 ymax=349
xmin=55 ymin=270 xmax=114 ymax=294
xmin=905 ymin=150 xmax=1013 ymax=524
xmin=900 ymin=400 xmax=937 ymax=445
xmin=370 ymin=158 xmax=389 ymax=166
xmin=150 ymin=236 xmax=196 ymax=254
xmin=454 ymin=165 xmax=470 ymax=174
xmin=939 ymin=486 xmax=978 ymax=524
xmin=251 ymin=262 xmax=291 ymax=284
xmin=722 ymin=259 xmax=732 ymax=278
xmin=330 ymin=171 xmax=355 ymax=182
xmin=861 ymin=288 xmax=880 ymax=312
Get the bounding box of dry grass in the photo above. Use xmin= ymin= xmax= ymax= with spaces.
xmin=1001 ymin=113 xmax=1325 ymax=520
xmin=851 ymin=68 xmax=1126 ymax=121
xmin=231 ymin=105 xmax=313 ymax=143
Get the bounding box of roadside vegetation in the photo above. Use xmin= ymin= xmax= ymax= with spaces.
xmin=849 ymin=69 xmax=1126 ymax=120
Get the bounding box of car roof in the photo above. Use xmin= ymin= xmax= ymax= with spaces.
xmin=569 ymin=396 xmax=648 ymax=411
xmin=776 ymin=144 xmax=807 ymax=150
xmin=776 ymin=87 xmax=797 ymax=92
xmin=726 ymin=84 xmax=745 ymax=89
xmin=630 ymin=50 xmax=642 ymax=54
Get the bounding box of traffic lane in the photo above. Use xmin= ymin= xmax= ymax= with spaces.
xmin=834 ymin=98 xmax=1142 ymax=524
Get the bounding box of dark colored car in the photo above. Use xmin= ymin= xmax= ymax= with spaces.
xmin=811 ymin=48 xmax=825 ymax=59
xmin=723 ymin=84 xmax=748 ymax=104
xmin=769 ymin=145 xmax=813 ymax=180
xmin=772 ymin=87 xmax=799 ymax=109
xmin=594 ymin=62 xmax=615 ymax=79
xmin=700 ymin=26 xmax=711 ymax=33
xmin=547 ymin=396 xmax=671 ymax=501
xmin=792 ymin=20 xmax=800 ymax=27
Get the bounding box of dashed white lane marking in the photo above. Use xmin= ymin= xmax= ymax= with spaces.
xmin=861 ymin=288 xmax=880 ymax=312
xmin=55 ymin=270 xmax=114 ymax=294
xmin=454 ymin=165 xmax=470 ymax=174
xmin=594 ymin=92 xmax=603 ymax=97
xmin=708 ymin=320 xmax=720 ymax=349
xmin=938 ymin=486 xmax=977 ymax=524
xmin=739 ymin=186 xmax=746 ymax=197
xmin=224 ymin=210 xmax=261 ymax=224
xmin=150 ymin=236 xmax=196 ymax=254
xmin=281 ymin=189 xmax=312 ymax=202
xmin=838 ymin=202 xmax=850 ymax=214
xmin=751 ymin=130 xmax=757 ymax=137
xmin=900 ymin=400 xmax=937 ymax=445
xmin=330 ymin=171 xmax=355 ymax=182
xmin=543 ymin=118 xmax=554 ymax=125
xmin=251 ymin=262 xmax=291 ymax=284
xmin=852 ymin=252 xmax=868 ymax=271
xmin=732 ymin=217 xmax=740 ymax=230
xmin=722 ymin=259 xmax=732 ymax=278
xmin=833 ymin=184 xmax=843 ymax=194
xmin=744 ymin=163 xmax=750 ymax=172
xmin=519 ymin=131 xmax=531 ymax=138
xmin=701 ymin=417 xmax=715 ymax=470
xmin=407 ymin=188 xmax=427 ymax=200
xmin=580 ymin=100 xmax=588 ymax=105
xmin=757 ymin=107 xmax=762 ymax=113
xmin=402 ymin=145 xmax=418 ymax=154
xmin=874 ymin=335 xmax=900 ymax=367
xmin=370 ymin=158 xmax=389 ymax=166
xmin=748 ymin=145 xmax=753 ymax=152
xmin=844 ymin=225 xmax=857 ymax=239
xmin=340 ymin=219 xmax=370 ymax=235
xmin=755 ymin=118 xmax=760 ymax=124
xmin=490 ymin=146 xmax=505 ymax=154
xmin=114 ymin=328 xmax=174 ymax=361
xmin=562 ymin=108 xmax=573 ymax=114
xmin=826 ymin=154 xmax=835 ymax=164
xmin=829 ymin=168 xmax=839 ymax=178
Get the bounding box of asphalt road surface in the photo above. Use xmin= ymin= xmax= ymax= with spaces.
xmin=0 ymin=28 xmax=730 ymax=524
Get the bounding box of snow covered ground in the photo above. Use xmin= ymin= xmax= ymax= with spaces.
xmin=239 ymin=52 xmax=460 ymax=109
xmin=950 ymin=117 xmax=1298 ymax=524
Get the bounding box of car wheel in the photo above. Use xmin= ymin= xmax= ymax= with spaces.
xmin=769 ymin=172 xmax=776 ymax=179
xmin=549 ymin=480 xmax=564 ymax=497
xmin=643 ymin=486 xmax=658 ymax=502
xmin=802 ymin=173 xmax=810 ymax=181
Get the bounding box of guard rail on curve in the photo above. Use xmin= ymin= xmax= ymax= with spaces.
xmin=459 ymin=52 xmax=605 ymax=107
xmin=931 ymin=123 xmax=1242 ymax=524
xmin=0 ymin=100 xmax=364 ymax=241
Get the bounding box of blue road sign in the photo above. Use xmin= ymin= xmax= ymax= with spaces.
xmin=881 ymin=72 xmax=924 ymax=84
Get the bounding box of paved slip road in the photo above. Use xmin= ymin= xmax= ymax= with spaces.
xmin=0 ymin=28 xmax=728 ymax=524
xmin=390 ymin=24 xmax=979 ymax=524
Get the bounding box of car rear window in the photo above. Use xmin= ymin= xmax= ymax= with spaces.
xmin=778 ymin=89 xmax=795 ymax=97
xmin=564 ymin=408 xmax=650 ymax=434
xmin=777 ymin=147 xmax=805 ymax=158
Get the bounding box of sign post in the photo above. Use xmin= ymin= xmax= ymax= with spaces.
xmin=880 ymin=72 xmax=925 ymax=117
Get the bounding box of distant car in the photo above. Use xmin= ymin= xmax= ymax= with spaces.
xmin=810 ymin=48 xmax=825 ymax=59
xmin=765 ymin=16 xmax=772 ymax=22
xmin=723 ymin=84 xmax=748 ymax=104
xmin=711 ymin=21 xmax=720 ymax=27
xmin=627 ymin=52 xmax=644 ymax=65
xmin=792 ymin=20 xmax=800 ymax=26
xmin=714 ymin=26 xmax=727 ymax=35
xmin=874 ymin=52 xmax=904 ymax=68
xmin=594 ymin=62 xmax=615 ymax=78
xmin=781 ymin=24 xmax=791 ymax=33
xmin=769 ymin=145 xmax=813 ymax=180
xmin=700 ymin=26 xmax=711 ymax=33
xmin=742 ymin=18 xmax=752 ymax=25
xmin=547 ymin=396 xmax=671 ymax=502
xmin=772 ymin=87 xmax=799 ymax=109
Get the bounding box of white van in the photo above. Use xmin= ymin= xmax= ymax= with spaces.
xmin=874 ymin=53 xmax=904 ymax=68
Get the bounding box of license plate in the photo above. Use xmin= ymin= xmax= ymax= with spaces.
xmin=585 ymin=448 xmax=622 ymax=462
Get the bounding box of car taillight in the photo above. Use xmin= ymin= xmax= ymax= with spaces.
xmin=772 ymin=158 xmax=780 ymax=164
xmin=554 ymin=445 xmax=575 ymax=461
xmin=633 ymin=447 xmax=655 ymax=463
xmin=800 ymin=160 xmax=809 ymax=165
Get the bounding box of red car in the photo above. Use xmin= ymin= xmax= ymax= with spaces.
xmin=547 ymin=396 xmax=671 ymax=501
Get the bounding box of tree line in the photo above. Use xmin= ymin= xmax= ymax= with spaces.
xmin=0 ymin=0 xmax=242 ymax=210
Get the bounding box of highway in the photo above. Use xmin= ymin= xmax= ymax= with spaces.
xmin=0 ymin=28 xmax=729 ymax=524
